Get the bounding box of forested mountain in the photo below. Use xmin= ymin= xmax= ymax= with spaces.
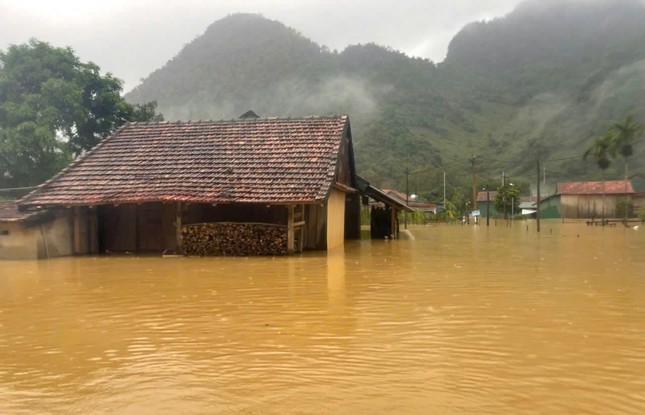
xmin=126 ymin=0 xmax=645 ymax=195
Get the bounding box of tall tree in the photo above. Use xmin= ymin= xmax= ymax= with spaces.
xmin=493 ymin=183 xmax=520 ymax=219
xmin=583 ymin=134 xmax=612 ymax=220
xmin=607 ymin=115 xmax=643 ymax=178
xmin=0 ymin=39 xmax=162 ymax=187
xmin=607 ymin=115 xmax=643 ymax=221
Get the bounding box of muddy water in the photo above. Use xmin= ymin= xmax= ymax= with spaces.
xmin=1 ymin=221 xmax=644 ymax=414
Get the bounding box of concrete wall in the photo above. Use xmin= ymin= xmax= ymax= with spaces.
xmin=0 ymin=223 xmax=40 ymax=259
xmin=326 ymin=188 xmax=346 ymax=251
xmin=0 ymin=210 xmax=74 ymax=260
xmin=45 ymin=210 xmax=75 ymax=257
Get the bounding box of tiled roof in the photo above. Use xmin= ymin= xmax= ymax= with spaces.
xmin=0 ymin=201 xmax=47 ymax=223
xmin=19 ymin=116 xmax=350 ymax=207
xmin=557 ymin=180 xmax=634 ymax=195
xmin=476 ymin=191 xmax=498 ymax=202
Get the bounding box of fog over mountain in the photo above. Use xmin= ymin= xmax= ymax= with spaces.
xmin=124 ymin=0 xmax=645 ymax=191
xmin=0 ymin=0 xmax=526 ymax=91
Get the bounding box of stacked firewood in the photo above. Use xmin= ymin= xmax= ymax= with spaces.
xmin=181 ymin=222 xmax=288 ymax=256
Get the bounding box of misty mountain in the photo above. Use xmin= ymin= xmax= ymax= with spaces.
xmin=126 ymin=0 xmax=645 ymax=191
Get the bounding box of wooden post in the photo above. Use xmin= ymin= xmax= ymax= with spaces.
xmin=134 ymin=204 xmax=140 ymax=252
xmin=176 ymin=202 xmax=183 ymax=254
xmin=73 ymin=206 xmax=81 ymax=254
xmin=537 ymin=158 xmax=541 ymax=233
xmin=287 ymin=205 xmax=295 ymax=254
xmin=89 ymin=207 xmax=98 ymax=253
xmin=391 ymin=207 xmax=397 ymax=239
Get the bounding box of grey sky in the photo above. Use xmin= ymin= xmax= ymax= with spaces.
xmin=1 ymin=0 xmax=525 ymax=91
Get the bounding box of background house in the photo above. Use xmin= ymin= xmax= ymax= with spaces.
xmin=16 ymin=115 xmax=360 ymax=257
xmin=539 ymin=180 xmax=635 ymax=219
xmin=476 ymin=190 xmax=499 ymax=218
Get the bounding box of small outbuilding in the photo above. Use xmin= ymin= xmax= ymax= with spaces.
xmin=0 ymin=201 xmax=73 ymax=259
xmin=356 ymin=176 xmax=412 ymax=239
xmin=17 ymin=115 xmax=360 ymax=257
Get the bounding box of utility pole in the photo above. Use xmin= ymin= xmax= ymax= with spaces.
xmin=486 ymin=184 xmax=490 ymax=227
xmin=470 ymin=156 xmax=477 ymax=218
xmin=502 ymin=171 xmax=507 ymax=219
xmin=537 ymin=158 xmax=541 ymax=233
xmin=405 ymin=167 xmax=409 ymax=229
xmin=443 ymin=171 xmax=446 ymax=207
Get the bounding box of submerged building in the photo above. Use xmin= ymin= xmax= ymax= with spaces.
xmin=13 ymin=115 xmax=361 ymax=258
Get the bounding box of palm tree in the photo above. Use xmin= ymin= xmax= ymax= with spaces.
xmin=607 ymin=115 xmax=643 ymax=223
xmin=583 ymin=134 xmax=612 ymax=222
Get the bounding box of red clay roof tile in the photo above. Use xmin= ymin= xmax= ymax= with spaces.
xmin=19 ymin=116 xmax=350 ymax=207
xmin=0 ymin=201 xmax=46 ymax=222
xmin=557 ymin=180 xmax=634 ymax=195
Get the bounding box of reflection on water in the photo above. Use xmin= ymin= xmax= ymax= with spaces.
xmin=1 ymin=221 xmax=644 ymax=414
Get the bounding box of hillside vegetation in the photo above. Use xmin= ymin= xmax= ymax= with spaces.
xmin=126 ymin=0 xmax=645 ymax=195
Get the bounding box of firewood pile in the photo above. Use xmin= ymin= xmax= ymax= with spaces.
xmin=181 ymin=222 xmax=288 ymax=256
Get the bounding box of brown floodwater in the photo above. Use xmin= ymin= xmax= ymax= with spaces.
xmin=1 ymin=221 xmax=644 ymax=414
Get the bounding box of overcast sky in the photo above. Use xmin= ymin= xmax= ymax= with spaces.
xmin=1 ymin=0 xmax=525 ymax=91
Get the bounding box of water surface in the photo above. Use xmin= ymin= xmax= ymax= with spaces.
xmin=1 ymin=221 xmax=644 ymax=414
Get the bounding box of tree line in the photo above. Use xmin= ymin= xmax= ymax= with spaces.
xmin=0 ymin=40 xmax=162 ymax=188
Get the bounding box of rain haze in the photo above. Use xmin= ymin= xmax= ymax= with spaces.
xmin=0 ymin=0 xmax=525 ymax=91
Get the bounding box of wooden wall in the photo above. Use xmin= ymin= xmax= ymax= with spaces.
xmin=561 ymin=195 xmax=620 ymax=218
xmin=304 ymin=203 xmax=326 ymax=250
xmin=344 ymin=192 xmax=361 ymax=240
xmin=98 ymin=203 xmax=176 ymax=253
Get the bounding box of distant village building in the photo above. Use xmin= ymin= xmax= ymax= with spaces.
xmin=383 ymin=189 xmax=439 ymax=215
xmin=13 ymin=115 xmax=361 ymax=258
xmin=356 ymin=176 xmax=412 ymax=239
xmin=476 ymin=190 xmax=499 ymax=218
xmin=539 ymin=180 xmax=635 ymax=219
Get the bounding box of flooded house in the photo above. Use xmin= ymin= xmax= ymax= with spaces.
xmin=14 ymin=115 xmax=361 ymax=257
xmin=539 ymin=180 xmax=635 ymax=219
xmin=476 ymin=190 xmax=499 ymax=218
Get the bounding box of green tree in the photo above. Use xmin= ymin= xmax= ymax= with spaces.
xmin=607 ymin=115 xmax=643 ymax=222
xmin=493 ymin=184 xmax=520 ymax=219
xmin=583 ymin=134 xmax=613 ymax=220
xmin=0 ymin=39 xmax=162 ymax=187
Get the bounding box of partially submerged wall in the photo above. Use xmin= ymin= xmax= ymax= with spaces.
xmin=326 ymin=188 xmax=346 ymax=251
xmin=0 ymin=223 xmax=40 ymax=260
xmin=0 ymin=210 xmax=73 ymax=260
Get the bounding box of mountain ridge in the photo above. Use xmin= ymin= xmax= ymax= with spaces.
xmin=125 ymin=1 xmax=645 ymax=194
